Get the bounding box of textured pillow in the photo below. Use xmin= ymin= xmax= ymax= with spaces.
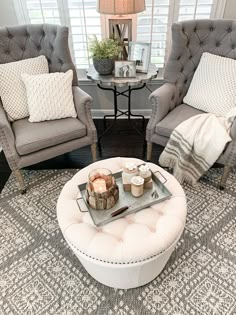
xmin=183 ymin=52 xmax=236 ymax=116
xmin=22 ymin=70 xmax=77 ymax=123
xmin=0 ymin=56 xmax=49 ymax=121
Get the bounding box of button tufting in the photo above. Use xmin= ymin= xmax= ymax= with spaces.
xmin=228 ymin=28 xmax=232 ymax=33
xmin=216 ymin=42 xmax=220 ymax=47
xmin=184 ymin=79 xmax=188 ymax=84
xmin=232 ymin=45 xmax=235 ymax=49
xmin=194 ymin=28 xmax=196 ymax=32
xmin=149 ymin=227 xmax=156 ymax=233
xmin=8 ymin=34 xmax=13 ymax=39
xmin=210 ymin=27 xmax=214 ymax=31
xmin=200 ymin=42 xmax=203 ymax=46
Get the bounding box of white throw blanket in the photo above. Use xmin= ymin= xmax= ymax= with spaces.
xmin=159 ymin=112 xmax=234 ymax=185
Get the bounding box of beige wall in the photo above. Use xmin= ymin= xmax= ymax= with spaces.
xmin=223 ymin=0 xmax=236 ymax=19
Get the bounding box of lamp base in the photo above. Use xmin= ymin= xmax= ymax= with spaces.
xmin=109 ymin=18 xmax=132 ymax=60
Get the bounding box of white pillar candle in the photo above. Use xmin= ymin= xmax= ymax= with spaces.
xmin=139 ymin=164 xmax=152 ymax=182
xmin=92 ymin=178 xmax=107 ymax=193
xmin=131 ymin=176 xmax=144 ymax=197
xmin=122 ymin=162 xmax=138 ymax=184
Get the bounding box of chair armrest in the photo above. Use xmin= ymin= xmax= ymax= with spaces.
xmin=72 ymin=86 xmax=97 ymax=143
xmin=0 ymin=101 xmax=20 ymax=170
xmin=146 ymin=83 xmax=178 ymax=141
xmin=230 ymin=118 xmax=236 ymax=139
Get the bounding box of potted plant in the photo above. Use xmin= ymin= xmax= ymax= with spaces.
xmin=89 ymin=36 xmax=121 ymax=75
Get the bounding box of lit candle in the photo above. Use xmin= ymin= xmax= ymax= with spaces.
xmin=92 ymin=177 xmax=107 ymax=193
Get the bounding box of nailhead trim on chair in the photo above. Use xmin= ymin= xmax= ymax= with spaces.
xmin=0 ymin=127 xmax=18 ymax=171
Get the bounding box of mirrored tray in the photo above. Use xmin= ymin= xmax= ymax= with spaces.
xmin=76 ymin=169 xmax=172 ymax=227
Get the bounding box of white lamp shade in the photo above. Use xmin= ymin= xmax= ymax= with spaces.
xmin=97 ymin=0 xmax=145 ymax=15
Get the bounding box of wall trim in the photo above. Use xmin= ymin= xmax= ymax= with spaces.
xmin=92 ymin=109 xmax=152 ymax=119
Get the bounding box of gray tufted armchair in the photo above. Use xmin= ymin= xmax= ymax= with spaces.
xmin=146 ymin=19 xmax=236 ymax=189
xmin=0 ymin=24 xmax=97 ymax=193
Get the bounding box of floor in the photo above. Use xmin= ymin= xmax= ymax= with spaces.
xmin=0 ymin=119 xmax=163 ymax=192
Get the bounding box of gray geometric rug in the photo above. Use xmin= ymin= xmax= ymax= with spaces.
xmin=0 ymin=167 xmax=235 ymax=315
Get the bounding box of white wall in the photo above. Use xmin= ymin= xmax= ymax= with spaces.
xmin=0 ymin=0 xmax=18 ymax=26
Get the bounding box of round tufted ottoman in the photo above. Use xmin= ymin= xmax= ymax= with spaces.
xmin=57 ymin=157 xmax=187 ymax=289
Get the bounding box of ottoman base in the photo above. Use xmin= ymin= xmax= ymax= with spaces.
xmin=66 ymin=236 xmax=180 ymax=289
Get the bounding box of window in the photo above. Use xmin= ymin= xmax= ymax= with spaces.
xmin=14 ymin=0 xmax=225 ymax=70
xmin=19 ymin=0 xmax=61 ymax=24
xmin=137 ymin=0 xmax=170 ymax=68
xmin=67 ymin=0 xmax=102 ymax=68
xmin=178 ymin=0 xmax=214 ymax=21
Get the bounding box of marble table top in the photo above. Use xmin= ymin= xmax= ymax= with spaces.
xmin=87 ymin=64 xmax=158 ymax=87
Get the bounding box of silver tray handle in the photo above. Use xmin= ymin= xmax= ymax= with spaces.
xmin=76 ymin=197 xmax=88 ymax=213
xmin=153 ymin=170 xmax=167 ymax=184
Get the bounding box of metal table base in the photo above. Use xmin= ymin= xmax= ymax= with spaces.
xmin=97 ymin=83 xmax=146 ymax=150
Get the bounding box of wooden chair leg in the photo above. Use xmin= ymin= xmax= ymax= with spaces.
xmin=91 ymin=143 xmax=97 ymax=162
xmin=219 ymin=166 xmax=231 ymax=190
xmin=14 ymin=169 xmax=26 ymax=194
xmin=146 ymin=142 xmax=153 ymax=161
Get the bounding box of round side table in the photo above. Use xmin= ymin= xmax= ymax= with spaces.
xmin=87 ymin=65 xmax=158 ymax=150
xmin=57 ymin=157 xmax=187 ymax=289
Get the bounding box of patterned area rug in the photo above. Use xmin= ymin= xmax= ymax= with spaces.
xmin=0 ymin=167 xmax=236 ymax=315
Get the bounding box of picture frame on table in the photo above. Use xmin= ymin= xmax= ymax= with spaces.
xmin=114 ymin=61 xmax=136 ymax=78
xmin=128 ymin=42 xmax=151 ymax=73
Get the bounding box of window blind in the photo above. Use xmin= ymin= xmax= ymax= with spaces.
xmin=24 ymin=0 xmax=60 ymax=24
xmin=178 ymin=0 xmax=214 ymax=21
xmin=67 ymin=0 xmax=102 ymax=69
xmin=137 ymin=0 xmax=169 ymax=68
xmin=14 ymin=0 xmax=224 ymax=70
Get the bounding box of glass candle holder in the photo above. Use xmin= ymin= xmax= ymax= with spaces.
xmin=86 ymin=168 xmax=119 ymax=210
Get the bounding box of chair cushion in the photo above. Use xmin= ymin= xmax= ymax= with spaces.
xmin=12 ymin=117 xmax=86 ymax=155
xmin=155 ymin=104 xmax=204 ymax=138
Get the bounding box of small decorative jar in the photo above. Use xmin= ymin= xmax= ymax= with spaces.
xmin=139 ymin=164 xmax=152 ymax=183
xmin=131 ymin=176 xmax=144 ymax=197
xmin=122 ymin=162 xmax=138 ymax=184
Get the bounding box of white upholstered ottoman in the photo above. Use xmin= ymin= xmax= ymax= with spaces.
xmin=57 ymin=157 xmax=187 ymax=289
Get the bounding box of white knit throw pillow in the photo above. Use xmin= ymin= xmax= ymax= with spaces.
xmin=183 ymin=52 xmax=236 ymax=116
xmin=0 ymin=56 xmax=49 ymax=121
xmin=22 ymin=70 xmax=77 ymax=122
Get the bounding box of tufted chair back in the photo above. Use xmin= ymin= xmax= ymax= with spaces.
xmin=0 ymin=24 xmax=78 ymax=85
xmin=164 ymin=19 xmax=236 ymax=105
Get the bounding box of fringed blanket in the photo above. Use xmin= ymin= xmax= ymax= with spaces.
xmin=159 ymin=113 xmax=232 ymax=185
